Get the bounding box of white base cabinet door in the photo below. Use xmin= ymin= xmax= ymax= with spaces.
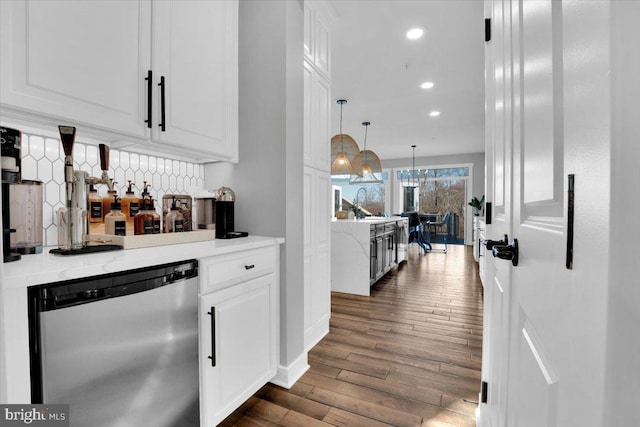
xmin=199 ymin=274 xmax=277 ymax=427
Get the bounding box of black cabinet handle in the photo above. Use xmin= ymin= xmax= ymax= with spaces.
xmin=207 ymin=307 xmax=216 ymax=367
xmin=144 ymin=70 xmax=152 ymax=128
xmin=158 ymin=76 xmax=166 ymax=132
xmin=245 ymin=264 xmax=255 ymax=270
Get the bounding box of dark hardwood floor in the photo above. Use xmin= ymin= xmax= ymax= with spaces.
xmin=220 ymin=244 xmax=484 ymax=427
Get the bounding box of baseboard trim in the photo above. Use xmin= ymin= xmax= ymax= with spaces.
xmin=270 ymin=352 xmax=309 ymax=389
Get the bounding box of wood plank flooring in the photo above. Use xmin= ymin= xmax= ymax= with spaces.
xmin=219 ymin=244 xmax=484 ymax=427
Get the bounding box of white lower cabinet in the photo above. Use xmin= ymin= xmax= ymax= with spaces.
xmin=198 ymin=246 xmax=279 ymax=426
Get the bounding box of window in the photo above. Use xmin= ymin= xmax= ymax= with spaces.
xmin=331 ymin=172 xmax=388 ymax=216
xmin=396 ymin=166 xmax=471 ymax=243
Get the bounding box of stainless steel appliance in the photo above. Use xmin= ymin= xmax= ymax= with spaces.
xmin=28 ymin=260 xmax=199 ymax=427
xmin=194 ymin=191 xmax=216 ymax=230
xmin=1 ymin=126 xmax=22 ymax=262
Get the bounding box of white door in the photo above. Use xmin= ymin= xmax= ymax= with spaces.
xmin=152 ymin=0 xmax=238 ymax=161
xmin=482 ymin=1 xmax=613 ymax=426
xmin=480 ymin=0 xmax=513 ymax=425
xmin=503 ymin=1 xmax=569 ymax=425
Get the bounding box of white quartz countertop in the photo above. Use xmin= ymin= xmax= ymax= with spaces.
xmin=331 ymin=216 xmax=406 ymax=225
xmin=3 ymin=235 xmax=284 ymax=289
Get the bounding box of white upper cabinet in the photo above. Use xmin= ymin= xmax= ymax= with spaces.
xmin=0 ymin=0 xmax=238 ymax=163
xmin=152 ymin=0 xmax=238 ymax=162
xmin=304 ymin=1 xmax=332 ymax=79
xmin=303 ymin=61 xmax=331 ymax=171
xmin=0 ymin=0 xmax=151 ymax=138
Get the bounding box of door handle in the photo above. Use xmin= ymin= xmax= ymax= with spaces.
xmin=158 ymin=76 xmax=166 ymax=132
xmin=482 ymin=234 xmax=508 ymax=250
xmin=491 ymin=238 xmax=519 ymax=266
xmin=144 ymin=70 xmax=152 ymax=128
xmin=207 ymin=307 xmax=216 ymax=367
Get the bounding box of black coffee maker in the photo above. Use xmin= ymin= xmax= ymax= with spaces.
xmin=1 ymin=126 xmax=22 ymax=262
xmin=215 ymin=186 xmax=247 ymax=239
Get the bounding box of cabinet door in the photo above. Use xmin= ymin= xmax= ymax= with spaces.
xmin=303 ymin=62 xmax=331 ymax=171
xmin=152 ymin=0 xmax=238 ymax=162
xmin=200 ymin=274 xmax=277 ymax=427
xmin=0 ymin=0 xmax=150 ymax=138
xmin=384 ymin=233 xmax=393 ymax=272
xmin=369 ymin=238 xmax=376 ymax=284
xmin=388 ymin=232 xmax=396 ymax=268
xmin=375 ymin=236 xmax=384 ymax=280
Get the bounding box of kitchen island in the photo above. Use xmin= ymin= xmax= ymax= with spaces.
xmin=331 ymin=217 xmax=408 ymax=296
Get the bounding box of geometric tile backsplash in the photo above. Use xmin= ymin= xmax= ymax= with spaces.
xmin=20 ymin=132 xmax=205 ymax=247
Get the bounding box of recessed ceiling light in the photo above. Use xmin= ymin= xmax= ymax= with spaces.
xmin=420 ymin=82 xmax=435 ymax=89
xmin=429 ymin=111 xmax=441 ymax=117
xmin=406 ymin=28 xmax=424 ymax=40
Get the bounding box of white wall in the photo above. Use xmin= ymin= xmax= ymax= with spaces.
xmin=205 ymin=0 xmax=306 ymax=381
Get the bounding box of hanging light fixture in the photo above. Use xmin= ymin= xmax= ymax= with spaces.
xmin=411 ymin=144 xmax=417 ymax=186
xmin=402 ymin=145 xmax=419 ymax=211
xmin=350 ymin=121 xmax=383 ymax=184
xmin=331 ymin=99 xmax=360 ymax=175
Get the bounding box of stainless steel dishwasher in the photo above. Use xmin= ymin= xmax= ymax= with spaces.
xmin=28 ymin=260 xmax=199 ymax=427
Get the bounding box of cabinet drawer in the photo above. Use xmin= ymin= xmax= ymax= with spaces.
xmin=200 ymin=246 xmax=276 ymax=294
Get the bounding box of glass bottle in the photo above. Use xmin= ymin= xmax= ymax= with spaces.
xmin=121 ymin=180 xmax=139 ymax=223
xmin=149 ymin=198 xmax=161 ymax=234
xmin=87 ymin=184 xmax=103 ymax=223
xmin=102 ymin=183 xmax=118 ymax=221
xmin=164 ymin=197 xmax=185 ymax=233
xmin=134 ymin=197 xmax=154 ymax=235
xmin=104 ymin=196 xmax=126 ymax=236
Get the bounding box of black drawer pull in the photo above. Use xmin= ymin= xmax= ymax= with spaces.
xmin=207 ymin=307 xmax=216 ymax=367
xmin=245 ymin=264 xmax=255 ymax=270
xmin=158 ymin=76 xmax=166 ymax=132
xmin=144 ymin=70 xmax=152 ymax=128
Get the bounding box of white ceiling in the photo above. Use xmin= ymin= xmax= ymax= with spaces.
xmin=328 ymin=0 xmax=485 ymax=161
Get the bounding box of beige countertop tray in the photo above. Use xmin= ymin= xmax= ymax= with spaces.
xmin=88 ymin=228 xmax=215 ymax=250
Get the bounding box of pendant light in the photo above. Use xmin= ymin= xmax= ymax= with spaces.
xmin=331 ymin=99 xmax=360 ymax=175
xmin=403 ymin=144 xmax=419 ymax=212
xmin=350 ymin=121 xmax=383 ymax=184
xmin=411 ymin=144 xmax=417 ymax=186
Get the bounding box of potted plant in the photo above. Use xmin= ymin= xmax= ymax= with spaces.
xmin=468 ymin=195 xmax=485 ymax=216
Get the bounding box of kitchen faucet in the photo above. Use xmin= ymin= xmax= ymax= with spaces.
xmin=85 ymin=144 xmax=114 ymax=192
xmin=355 ymin=187 xmax=367 ymax=219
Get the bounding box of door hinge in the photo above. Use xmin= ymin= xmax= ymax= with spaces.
xmin=481 ymin=381 xmax=488 ymax=403
xmin=485 ymin=202 xmax=492 ymax=224
xmin=485 ymin=18 xmax=491 ymax=42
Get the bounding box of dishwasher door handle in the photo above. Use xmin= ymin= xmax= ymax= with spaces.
xmin=207 ymin=307 xmax=216 ymax=367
